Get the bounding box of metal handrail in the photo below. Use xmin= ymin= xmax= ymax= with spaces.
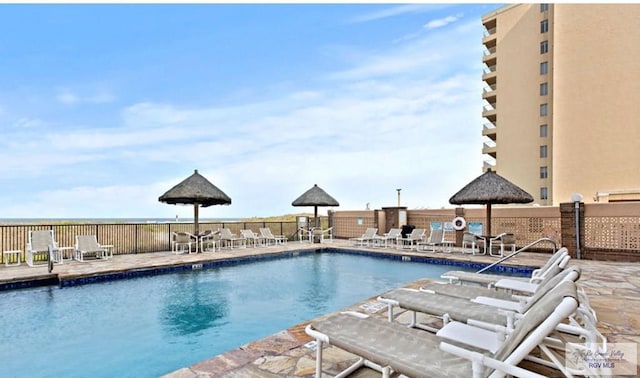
xmin=476 ymin=237 xmax=558 ymax=274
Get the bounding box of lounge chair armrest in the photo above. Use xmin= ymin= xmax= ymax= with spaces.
xmin=439 ymin=342 xmax=548 ymax=378
xmin=436 ymin=321 xmax=502 ymax=353
xmin=511 ymin=294 xmax=530 ymax=306
xmin=466 ymin=319 xmax=509 ymax=335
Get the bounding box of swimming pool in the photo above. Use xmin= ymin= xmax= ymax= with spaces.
xmin=0 ymin=251 xmax=520 ymax=377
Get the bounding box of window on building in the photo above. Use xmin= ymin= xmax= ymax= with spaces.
xmin=540 ymin=61 xmax=549 ymax=75
xmin=540 ymin=3 xmax=549 ymax=12
xmin=540 ymin=40 xmax=549 ymax=54
xmin=540 ymin=103 xmax=548 ymax=116
xmin=540 ymin=187 xmax=548 ymax=200
xmin=540 ymin=20 xmax=549 ymax=33
xmin=540 ymin=166 xmax=548 ymax=179
xmin=540 ymin=82 xmax=548 ymax=96
xmin=540 ymin=124 xmax=548 ymax=137
xmin=540 ymin=145 xmax=548 ymax=158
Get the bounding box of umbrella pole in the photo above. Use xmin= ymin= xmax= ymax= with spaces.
xmin=486 ymin=204 xmax=492 ymax=237
xmin=194 ymin=203 xmax=199 ymax=236
xmin=314 ymin=206 xmax=319 ymax=228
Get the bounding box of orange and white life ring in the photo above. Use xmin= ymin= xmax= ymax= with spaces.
xmin=452 ymin=216 xmax=466 ymax=231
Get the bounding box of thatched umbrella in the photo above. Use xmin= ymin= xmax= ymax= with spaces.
xmin=158 ymin=169 xmax=231 ymax=235
xmin=449 ymin=169 xmax=533 ymax=236
xmin=292 ymin=184 xmax=339 ymax=228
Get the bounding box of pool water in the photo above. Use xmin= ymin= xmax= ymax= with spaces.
xmin=0 ymin=252 xmax=478 ymax=377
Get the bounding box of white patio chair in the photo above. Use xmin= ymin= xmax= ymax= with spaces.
xmin=489 ymin=232 xmax=516 ymax=257
xmin=75 ymin=235 xmax=113 ymax=262
xmin=171 ymin=232 xmax=197 ymax=254
xmin=26 ymin=230 xmax=57 ymax=267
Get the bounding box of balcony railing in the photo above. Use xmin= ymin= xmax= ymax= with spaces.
xmin=483 ymin=27 xmax=497 ymax=37
xmin=483 ymin=102 xmax=497 ymax=111
xmin=483 ymin=65 xmax=496 ymax=74
xmin=483 ymin=84 xmax=497 ymax=93
xmin=483 ymin=46 xmax=497 ymax=56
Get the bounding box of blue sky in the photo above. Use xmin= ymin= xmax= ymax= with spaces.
xmin=0 ymin=3 xmax=499 ymax=219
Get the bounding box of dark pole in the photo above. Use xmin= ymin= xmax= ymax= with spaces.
xmin=486 ymin=204 xmax=492 ymax=237
xmin=194 ymin=203 xmax=199 ymax=235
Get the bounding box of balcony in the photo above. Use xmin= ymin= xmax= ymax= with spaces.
xmin=483 ymin=102 xmax=496 ymax=121
xmin=483 ymin=72 xmax=496 ymax=87
xmin=482 ymin=142 xmax=497 ymax=158
xmin=483 ymin=108 xmax=497 ymax=123
xmin=483 ymin=53 xmax=496 ymax=67
xmin=482 ymin=18 xmax=496 ymax=33
xmin=482 ymin=65 xmax=496 ymax=83
xmin=483 ymin=160 xmax=496 ymax=172
xmin=483 ymin=123 xmax=497 ymax=141
xmin=482 ymin=17 xmax=497 ymax=43
xmin=482 ymin=86 xmax=497 ymax=102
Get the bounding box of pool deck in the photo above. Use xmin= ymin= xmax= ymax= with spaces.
xmin=2 ymin=240 xmax=638 ymax=377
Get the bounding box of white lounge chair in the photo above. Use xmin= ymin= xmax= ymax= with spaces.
xmin=416 ymin=228 xmax=445 ymax=252
xmin=219 ymin=228 xmax=246 ymax=249
xmin=75 ymin=235 xmax=113 ymax=262
xmin=397 ymin=228 xmax=425 ymax=250
xmin=442 ymin=247 xmax=569 ymax=287
xmin=372 ymin=228 xmax=402 ymax=248
xmin=26 ymin=230 xmax=58 ymax=267
xmin=378 ymin=265 xmax=589 ymax=335
xmin=349 ymin=227 xmax=378 ymax=247
xmin=240 ymin=229 xmax=264 ymax=248
xmin=306 ymin=281 xmax=579 ymax=378
xmin=171 ymin=232 xmax=197 ymax=254
xmin=418 ymin=267 xmax=578 ymax=302
xmin=260 ymin=227 xmax=288 ymax=245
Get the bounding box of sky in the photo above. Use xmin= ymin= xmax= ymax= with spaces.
xmin=0 ymin=3 xmax=501 ymax=219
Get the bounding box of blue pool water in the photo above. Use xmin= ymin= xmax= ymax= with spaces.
xmin=0 ymin=252 xmax=487 ymax=377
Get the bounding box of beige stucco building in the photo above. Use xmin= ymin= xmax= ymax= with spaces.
xmin=481 ymin=4 xmax=640 ymax=205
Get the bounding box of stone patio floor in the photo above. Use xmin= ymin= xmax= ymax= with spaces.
xmin=1 ymin=239 xmax=638 ymax=377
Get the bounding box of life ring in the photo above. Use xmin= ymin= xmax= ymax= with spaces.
xmin=452 ymin=217 xmax=466 ymax=231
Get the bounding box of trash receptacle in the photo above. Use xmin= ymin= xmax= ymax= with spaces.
xmin=401 ymin=224 xmax=415 ymax=239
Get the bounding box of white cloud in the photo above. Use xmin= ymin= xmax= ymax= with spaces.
xmin=56 ymin=88 xmax=115 ymax=105
xmin=425 ymin=14 xmax=463 ymax=30
xmin=10 ymin=116 xmax=46 ymax=129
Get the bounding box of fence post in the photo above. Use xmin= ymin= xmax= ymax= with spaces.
xmin=560 ymin=202 xmax=584 ymax=259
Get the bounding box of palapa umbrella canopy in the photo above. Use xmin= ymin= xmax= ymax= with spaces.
xmin=292 ymin=184 xmax=339 ymax=228
xmin=158 ymin=169 xmax=231 ymax=235
xmin=449 ymin=169 xmax=533 ymax=236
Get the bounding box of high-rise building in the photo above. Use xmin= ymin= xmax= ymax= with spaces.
xmin=481 ymin=4 xmax=640 ymax=205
